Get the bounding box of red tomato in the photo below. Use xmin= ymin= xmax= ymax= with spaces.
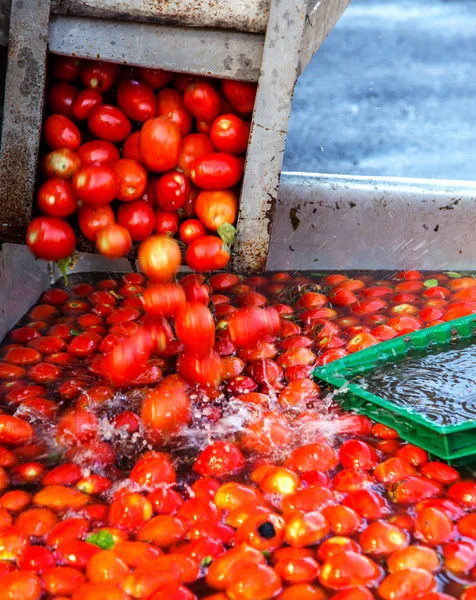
xmin=72 ymin=165 xmax=119 ymax=204
xmin=141 ymin=375 xmax=191 ymax=441
xmin=77 ymin=140 xmax=120 ymax=166
xmin=26 ymin=217 xmax=75 ymax=261
xmin=155 ymin=210 xmax=179 ymax=236
xmin=222 ymin=80 xmax=257 ymax=114
xmin=37 ymin=178 xmax=77 ymax=218
xmin=117 ymin=200 xmax=156 ymax=241
xmin=180 ymin=218 xmax=206 ymax=244
xmin=138 ymin=235 xmax=181 ymax=282
xmin=43 ymin=114 xmax=81 ymax=150
xmin=71 ymin=88 xmax=103 ymax=120
xmin=191 ymin=153 xmax=244 ymax=189
xmin=96 ymin=224 xmax=132 ymax=258
xmin=140 ymin=116 xmax=181 ymax=172
xmin=142 ymin=283 xmax=186 ymax=318
xmin=51 ymin=56 xmax=81 ymax=82
xmin=184 ymin=81 xmax=222 ymax=121
xmin=116 ymin=78 xmax=156 ymax=121
xmin=195 ymin=190 xmax=238 ymax=231
xmin=194 ymin=442 xmax=245 ymax=478
xmin=137 ymin=67 xmax=173 ymax=89
xmin=122 ymin=131 xmax=142 ymax=162
xmin=175 ymin=302 xmax=215 ymax=353
xmin=177 ymin=133 xmax=215 ymax=178
xmin=47 ymin=82 xmax=78 ymax=118
xmin=186 ymin=235 xmax=231 ymax=271
xmin=42 ymin=148 xmax=81 ymax=180
xmin=157 ymin=88 xmax=192 ymax=136
xmin=0 ymin=415 xmax=34 ymax=445
xmin=78 ymin=203 xmax=115 ymax=242
xmin=140 ymin=176 xmax=159 ymax=208
xmin=88 ymin=104 xmax=132 ymax=143
xmin=156 ymin=171 xmax=190 ymax=211
xmin=80 ymin=60 xmax=118 ymax=91
xmin=211 ymin=114 xmax=250 ymax=154
xmin=177 ymin=348 xmax=222 ymax=388
xmin=113 ymin=158 xmax=147 ymax=201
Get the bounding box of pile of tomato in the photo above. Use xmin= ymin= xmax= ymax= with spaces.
xmin=26 ymin=56 xmax=255 ymax=274
xmin=1 ymin=268 xmax=476 ymax=600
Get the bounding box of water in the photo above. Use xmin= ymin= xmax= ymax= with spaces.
xmin=352 ymin=340 xmax=476 ymax=426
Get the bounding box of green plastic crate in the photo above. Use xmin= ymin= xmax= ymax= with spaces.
xmin=312 ymin=315 xmax=476 ymax=464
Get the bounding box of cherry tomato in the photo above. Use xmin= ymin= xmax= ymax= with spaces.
xmin=37 ymin=178 xmax=78 ymax=217
xmin=42 ymin=148 xmax=81 ymax=180
xmin=88 ymin=104 xmax=131 ymax=143
xmin=116 ymin=78 xmax=156 ymax=121
xmin=26 ymin=217 xmax=75 ymax=261
xmin=211 ymin=114 xmax=250 ymax=154
xmin=96 ymin=223 xmax=132 ymax=258
xmin=138 ymin=235 xmax=181 ymax=282
xmin=47 ymin=82 xmax=79 ymax=117
xmin=186 ymin=235 xmax=230 ymax=271
xmin=78 ymin=203 xmax=115 ymax=241
xmin=177 ymin=348 xmax=222 ymax=388
xmin=80 ymin=60 xmax=118 ymax=91
xmin=77 ymin=140 xmax=120 ymax=166
xmin=44 ymin=114 xmax=81 ymax=150
xmin=73 ymin=164 xmax=119 ymax=204
xmin=175 ymin=302 xmax=215 ymax=354
xmin=191 ymin=153 xmax=244 ymax=189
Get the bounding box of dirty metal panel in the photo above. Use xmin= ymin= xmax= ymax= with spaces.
xmin=0 ymin=243 xmax=51 ymax=341
xmin=0 ymin=0 xmax=50 ymax=242
xmin=233 ymin=0 xmax=309 ymax=273
xmin=298 ymin=0 xmax=351 ymax=75
xmin=0 ymin=0 xmax=9 ymax=46
xmin=268 ymin=173 xmax=476 ymax=272
xmin=50 ymin=0 xmax=270 ymax=34
xmin=48 ymin=16 xmax=264 ymax=82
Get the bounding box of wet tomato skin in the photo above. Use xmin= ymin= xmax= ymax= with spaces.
xmin=72 ymin=165 xmax=119 ymax=205
xmin=44 ymin=114 xmax=81 ymax=150
xmin=191 ymin=153 xmax=244 ymax=189
xmin=116 ymin=78 xmax=156 ymax=122
xmin=26 ymin=217 xmax=76 ymax=261
xmin=88 ymin=104 xmax=132 ymax=143
xmin=78 ymin=204 xmax=115 ymax=242
xmin=37 ymin=178 xmax=78 ymax=218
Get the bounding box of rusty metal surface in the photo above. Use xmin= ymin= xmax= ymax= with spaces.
xmin=50 ymin=0 xmax=270 ymax=34
xmin=298 ymin=0 xmax=351 ymax=75
xmin=48 ymin=15 xmax=264 ymax=82
xmin=269 ymin=172 xmax=476 ymax=271
xmin=0 ymin=0 xmax=50 ymax=242
xmin=233 ymin=0 xmax=309 ymax=273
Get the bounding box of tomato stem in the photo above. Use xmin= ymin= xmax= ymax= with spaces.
xmin=217 ymin=223 xmax=236 ymax=246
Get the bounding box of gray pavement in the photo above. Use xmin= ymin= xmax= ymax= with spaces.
xmin=283 ymin=0 xmax=476 ymax=181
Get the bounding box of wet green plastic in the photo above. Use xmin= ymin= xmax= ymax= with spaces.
xmin=312 ymin=315 xmax=476 ymax=463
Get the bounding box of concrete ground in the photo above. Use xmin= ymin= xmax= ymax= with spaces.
xmin=283 ymin=0 xmax=476 ymax=181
